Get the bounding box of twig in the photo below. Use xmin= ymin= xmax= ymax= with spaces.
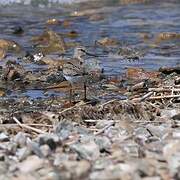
xmin=133 ymin=121 xmax=167 ymax=123
xmin=58 ymin=101 xmax=89 ymax=115
xmin=13 ymin=117 xmax=47 ymax=134
xmin=84 ymin=119 xmax=170 ymax=124
xmin=94 ymin=122 xmax=114 ymax=135
xmin=0 ymin=123 xmax=53 ymax=128
xmin=99 ymin=99 xmax=118 ymax=108
xmin=148 ymin=94 xmax=180 ymax=100
xmin=84 ymin=119 xmax=117 ymax=123
xmin=148 ymin=88 xmax=180 ymax=92
xmin=132 ymin=92 xmax=154 ymax=102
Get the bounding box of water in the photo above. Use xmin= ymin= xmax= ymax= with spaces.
xmin=0 ymin=0 xmax=180 ymax=98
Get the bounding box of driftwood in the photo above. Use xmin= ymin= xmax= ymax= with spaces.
xmin=13 ymin=117 xmax=47 ymax=134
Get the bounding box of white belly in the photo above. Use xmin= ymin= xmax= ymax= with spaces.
xmin=64 ymin=75 xmax=84 ymax=85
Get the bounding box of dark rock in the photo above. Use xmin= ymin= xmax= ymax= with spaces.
xmin=12 ymin=26 xmax=24 ymax=35
xmin=38 ymin=134 xmax=61 ymax=150
xmin=159 ymin=66 xmax=180 ymax=74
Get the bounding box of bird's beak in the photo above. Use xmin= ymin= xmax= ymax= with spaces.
xmin=85 ymin=51 xmax=99 ymax=57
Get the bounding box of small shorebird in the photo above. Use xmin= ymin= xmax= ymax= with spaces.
xmin=63 ymin=46 xmax=99 ymax=102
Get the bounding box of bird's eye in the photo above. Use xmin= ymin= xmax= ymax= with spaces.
xmin=13 ymin=44 xmax=17 ymax=48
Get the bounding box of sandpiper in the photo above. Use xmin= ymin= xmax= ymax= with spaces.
xmin=63 ymin=46 xmax=88 ymax=102
xmin=63 ymin=46 xmax=100 ymax=102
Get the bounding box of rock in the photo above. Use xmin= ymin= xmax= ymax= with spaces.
xmin=59 ymin=160 xmax=91 ymax=180
xmin=16 ymin=147 xmax=31 ymax=161
xmin=146 ymin=124 xmax=171 ymax=139
xmin=134 ymin=127 xmax=151 ymax=140
xmin=163 ymin=140 xmax=180 ymax=177
xmin=161 ymin=109 xmax=180 ymax=120
xmin=0 ymin=152 xmax=5 ymax=161
xmin=55 ymin=121 xmax=74 ymax=141
xmin=142 ymin=177 xmax=161 ymax=180
xmin=0 ymin=48 xmax=6 ymax=59
xmin=13 ymin=132 xmax=27 ymax=147
xmin=53 ymin=153 xmax=69 ymax=166
xmin=93 ymin=158 xmax=113 ymax=170
xmin=136 ymin=159 xmax=156 ymax=177
xmin=65 ymin=30 xmax=79 ymax=38
xmin=46 ymin=18 xmax=61 ymax=25
xmin=0 ymin=39 xmax=21 ymax=53
xmin=12 ymin=26 xmax=24 ymax=35
xmin=90 ymin=163 xmax=135 ymax=180
xmin=121 ymin=142 xmax=140 ymax=157
xmin=97 ymin=37 xmax=119 ymax=46
xmin=0 ymin=162 xmax=8 ymax=174
xmin=126 ymin=68 xmax=160 ymax=80
xmin=12 ymin=174 xmax=37 ymax=180
xmin=70 ymin=140 xmax=100 ymax=161
xmin=3 ymin=67 xmax=21 ymax=81
xmin=17 ymin=155 xmax=44 ymax=173
xmin=26 ymin=138 xmax=44 ymax=158
xmin=175 ymin=77 xmax=180 ymax=85
xmin=40 ymin=144 xmax=51 ymax=157
xmin=159 ymin=66 xmax=180 ymax=75
xmin=172 ymin=130 xmax=180 ymax=138
xmin=0 ymin=132 xmax=9 ymax=142
xmin=38 ymin=134 xmax=61 ymax=150
xmin=95 ymin=136 xmax=111 ymax=152
xmin=155 ymin=32 xmax=180 ymax=43
xmin=32 ymin=30 xmax=66 ymax=54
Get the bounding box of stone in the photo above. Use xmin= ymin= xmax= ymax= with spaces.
xmin=161 ymin=109 xmax=180 ymax=120
xmin=0 ymin=132 xmax=9 ymax=142
xmin=16 ymin=147 xmax=31 ymax=161
xmin=18 ymin=155 xmax=44 ymax=173
xmin=13 ymin=132 xmax=27 ymax=147
xmin=38 ymin=134 xmax=61 ymax=150
xmin=55 ymin=121 xmax=74 ymax=141
xmin=40 ymin=144 xmax=51 ymax=157
xmin=59 ymin=160 xmax=91 ymax=180
xmin=70 ymin=140 xmax=100 ymax=161
xmin=94 ymin=136 xmax=111 ymax=152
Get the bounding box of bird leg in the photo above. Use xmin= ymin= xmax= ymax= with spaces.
xmin=69 ymin=83 xmax=73 ymax=104
xmin=83 ymin=81 xmax=87 ymax=101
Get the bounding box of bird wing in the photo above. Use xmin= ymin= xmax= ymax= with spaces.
xmin=63 ymin=61 xmax=84 ymax=76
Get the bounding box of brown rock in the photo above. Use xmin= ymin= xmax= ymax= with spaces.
xmin=3 ymin=67 xmax=21 ymax=81
xmin=0 ymin=39 xmax=21 ymax=53
xmin=126 ymin=67 xmax=160 ymax=80
xmin=155 ymin=32 xmax=180 ymax=43
xmin=46 ymin=18 xmax=61 ymax=25
xmin=0 ymin=48 xmax=6 ymax=60
xmin=32 ymin=30 xmax=66 ymax=54
xmin=96 ymin=37 xmax=119 ymax=46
